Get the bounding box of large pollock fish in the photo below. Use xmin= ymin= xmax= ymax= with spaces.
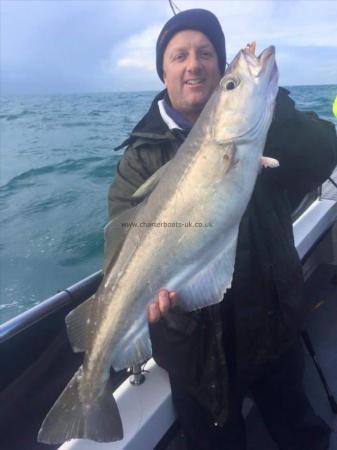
xmin=38 ymin=44 xmax=279 ymax=444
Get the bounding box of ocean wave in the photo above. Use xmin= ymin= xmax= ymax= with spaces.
xmin=23 ymin=190 xmax=80 ymax=215
xmin=88 ymin=166 xmax=114 ymax=180
xmin=59 ymin=121 xmax=110 ymax=128
xmin=88 ymin=159 xmax=119 ymax=180
xmin=0 ymin=109 xmax=38 ymax=121
xmin=0 ymin=157 xmax=105 ymax=193
xmin=59 ymin=230 xmax=104 ymax=267
xmin=60 ymin=121 xmax=92 ymax=127
xmin=87 ymin=135 xmax=101 ymax=141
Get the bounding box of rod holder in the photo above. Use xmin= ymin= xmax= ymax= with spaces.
xmin=129 ymin=364 xmax=145 ymax=386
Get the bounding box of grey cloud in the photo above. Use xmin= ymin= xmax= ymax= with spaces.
xmin=1 ymin=0 xmax=167 ymax=94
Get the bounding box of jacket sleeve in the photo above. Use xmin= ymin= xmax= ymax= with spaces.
xmin=108 ymin=146 xmax=149 ymax=220
xmin=107 ymin=143 xmax=165 ymax=220
xmin=264 ymin=88 xmax=337 ymax=196
xmin=103 ymin=144 xmax=155 ymax=273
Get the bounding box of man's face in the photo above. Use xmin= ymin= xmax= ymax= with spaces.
xmin=163 ymin=30 xmax=221 ymax=122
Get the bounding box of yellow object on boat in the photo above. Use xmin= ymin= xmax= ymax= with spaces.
xmin=333 ymin=95 xmax=337 ymax=118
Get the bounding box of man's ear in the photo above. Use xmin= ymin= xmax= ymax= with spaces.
xmin=162 ymin=70 xmax=167 ymax=86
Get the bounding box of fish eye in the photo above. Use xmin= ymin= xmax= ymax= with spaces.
xmin=221 ymin=77 xmax=239 ymax=91
xmin=226 ymin=81 xmax=236 ymax=90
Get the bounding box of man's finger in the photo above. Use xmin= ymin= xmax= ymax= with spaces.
xmin=169 ymin=291 xmax=177 ymax=307
xmin=158 ymin=289 xmax=171 ymax=314
xmin=148 ymin=302 xmax=160 ymax=323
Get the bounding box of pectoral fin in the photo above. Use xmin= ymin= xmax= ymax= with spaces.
xmin=132 ymin=161 xmax=170 ymax=202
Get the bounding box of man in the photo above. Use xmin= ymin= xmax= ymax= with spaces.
xmin=108 ymin=9 xmax=337 ymax=450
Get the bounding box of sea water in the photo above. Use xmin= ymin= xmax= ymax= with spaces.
xmin=0 ymin=86 xmax=336 ymax=324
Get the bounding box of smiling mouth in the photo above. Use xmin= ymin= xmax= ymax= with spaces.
xmin=185 ymin=79 xmax=204 ymax=86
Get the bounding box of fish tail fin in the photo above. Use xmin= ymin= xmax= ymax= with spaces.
xmin=37 ymin=367 xmax=123 ymax=444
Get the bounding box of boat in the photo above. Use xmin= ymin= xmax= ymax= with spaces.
xmin=0 ymin=168 xmax=336 ymax=450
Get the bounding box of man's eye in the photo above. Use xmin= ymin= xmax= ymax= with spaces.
xmin=173 ymin=54 xmax=185 ymax=61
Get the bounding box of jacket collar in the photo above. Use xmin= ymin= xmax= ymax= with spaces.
xmin=114 ymin=90 xmax=176 ymax=151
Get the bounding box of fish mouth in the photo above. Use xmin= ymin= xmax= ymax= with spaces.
xmin=258 ymin=45 xmax=275 ymax=65
xmin=243 ymin=45 xmax=277 ymax=83
xmin=268 ymin=61 xmax=278 ymax=88
xmin=243 ymin=44 xmax=275 ymax=67
xmin=226 ymin=43 xmax=277 ymax=85
xmin=259 ymin=47 xmax=278 ymax=91
xmin=229 ymin=46 xmax=278 ymax=140
xmin=259 ymin=46 xmax=278 ymax=85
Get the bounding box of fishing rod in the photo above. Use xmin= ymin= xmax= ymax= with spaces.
xmin=300 ymin=238 xmax=337 ymax=415
xmin=301 ymin=329 xmax=337 ymax=413
xmin=169 ymin=0 xmax=180 ymax=15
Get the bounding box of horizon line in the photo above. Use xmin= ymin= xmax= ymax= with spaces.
xmin=1 ymin=83 xmax=337 ymax=98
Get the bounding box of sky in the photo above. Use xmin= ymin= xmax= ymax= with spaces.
xmin=1 ymin=0 xmax=337 ymax=95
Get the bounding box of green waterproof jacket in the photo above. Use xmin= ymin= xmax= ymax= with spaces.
xmin=107 ymin=88 xmax=337 ymax=423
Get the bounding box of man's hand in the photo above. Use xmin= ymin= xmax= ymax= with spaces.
xmin=147 ymin=289 xmax=177 ymax=323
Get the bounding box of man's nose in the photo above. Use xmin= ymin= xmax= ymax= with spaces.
xmin=186 ymin=53 xmax=203 ymax=72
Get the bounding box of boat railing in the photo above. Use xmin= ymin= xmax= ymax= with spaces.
xmin=0 ymin=271 xmax=103 ymax=343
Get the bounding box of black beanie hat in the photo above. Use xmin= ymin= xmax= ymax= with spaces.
xmin=156 ymin=9 xmax=226 ymax=81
